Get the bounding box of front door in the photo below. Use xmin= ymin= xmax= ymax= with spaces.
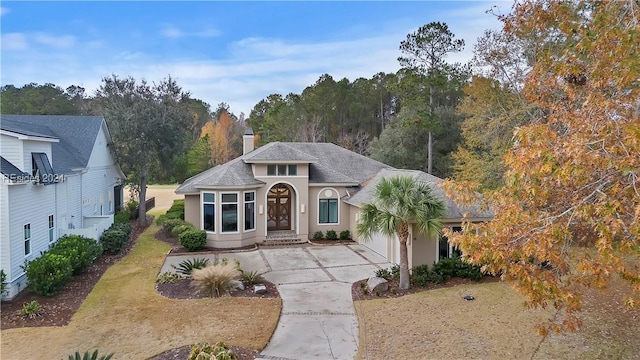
xmin=267 ymin=184 xmax=291 ymax=231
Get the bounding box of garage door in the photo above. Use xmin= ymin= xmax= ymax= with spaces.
xmin=362 ymin=232 xmax=394 ymax=262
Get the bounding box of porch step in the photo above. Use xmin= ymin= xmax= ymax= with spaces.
xmin=262 ymin=231 xmax=308 ymax=246
xmin=261 ymin=238 xmax=308 ymax=247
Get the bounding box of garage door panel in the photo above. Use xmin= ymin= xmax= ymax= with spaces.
xmin=361 ymin=232 xmax=391 ymax=261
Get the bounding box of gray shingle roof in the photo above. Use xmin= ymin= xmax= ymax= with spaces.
xmin=1 ymin=115 xmax=104 ymax=174
xmin=345 ymin=168 xmax=493 ymax=219
xmin=175 ymin=141 xmax=391 ymax=193
xmin=176 ymin=157 xmax=265 ymax=193
xmin=1 ymin=156 xmax=29 ymax=179
xmin=281 ymin=142 xmax=391 ymax=183
xmin=242 ymin=142 xmax=319 ymax=162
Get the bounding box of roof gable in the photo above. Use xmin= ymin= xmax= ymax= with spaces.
xmin=0 ymin=115 xmax=105 ymax=174
xmin=176 ymin=157 xmax=264 ymax=193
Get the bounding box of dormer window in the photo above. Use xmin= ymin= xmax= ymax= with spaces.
xmin=31 ymin=152 xmax=56 ymax=185
xmin=267 ymin=164 xmax=297 ymax=176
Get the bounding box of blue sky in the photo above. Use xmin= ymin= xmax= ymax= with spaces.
xmin=1 ymin=1 xmax=509 ymax=116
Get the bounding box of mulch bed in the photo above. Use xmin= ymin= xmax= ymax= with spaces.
xmin=351 ymin=275 xmax=500 ymax=301
xmin=0 ymin=216 xmax=152 ymax=330
xmin=309 ymin=239 xmax=357 ymax=245
xmin=157 ymin=278 xmax=279 ymax=299
xmin=149 ymin=344 xmax=259 ymax=360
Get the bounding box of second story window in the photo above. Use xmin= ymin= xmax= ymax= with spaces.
xmin=267 ymin=164 xmax=297 ymax=176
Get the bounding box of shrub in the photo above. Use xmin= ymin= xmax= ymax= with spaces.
xmin=172 ymin=258 xmax=210 ymax=276
xmin=191 ymin=263 xmax=241 ymax=298
xmin=22 ymin=300 xmax=41 ymax=318
xmin=49 ymin=235 xmax=103 ymax=274
xmin=375 ymin=268 xmax=392 ymax=280
xmin=410 ymin=264 xmax=443 ymax=286
xmin=24 ymin=253 xmax=73 ymax=296
xmin=325 ymin=230 xmax=338 ymax=240
xmin=156 ymin=271 xmax=183 ymax=284
xmin=240 ymin=270 xmax=263 ymax=285
xmin=68 ymin=350 xmax=114 ymax=360
xmin=114 ymin=210 xmax=131 ymax=224
xmin=187 ymin=342 xmax=237 ymax=360
xmin=179 ymin=229 xmax=207 ymax=251
xmin=432 ymin=257 xmax=483 ymax=281
xmin=312 ymin=231 xmax=324 ymax=241
xmin=390 ymin=263 xmax=400 ymax=279
xmin=110 ymin=222 xmax=132 ymax=238
xmin=161 ymin=218 xmax=187 ymax=233
xmin=170 ymin=220 xmax=195 ymax=237
xmin=157 ymin=199 xmax=186 ymax=227
xmin=0 ymin=269 xmax=6 ymax=295
xmin=339 ymin=230 xmax=351 ymax=240
xmin=100 ymin=229 xmax=128 ymax=254
xmin=125 ymin=200 xmax=138 ymax=214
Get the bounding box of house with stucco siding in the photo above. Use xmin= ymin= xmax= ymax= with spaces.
xmin=176 ymin=129 xmax=492 ymax=267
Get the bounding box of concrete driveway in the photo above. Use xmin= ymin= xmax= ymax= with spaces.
xmin=161 ymin=244 xmax=391 ymax=360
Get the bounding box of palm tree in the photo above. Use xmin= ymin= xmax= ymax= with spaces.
xmin=357 ymin=175 xmax=446 ymax=289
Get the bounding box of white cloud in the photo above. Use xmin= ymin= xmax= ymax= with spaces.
xmin=1 ymin=33 xmax=28 ymax=51
xmin=161 ymin=24 xmax=220 ymax=39
xmin=33 ymin=33 xmax=76 ymax=48
xmin=161 ymin=25 xmax=183 ymax=38
xmin=0 ymin=6 xmax=9 ymax=16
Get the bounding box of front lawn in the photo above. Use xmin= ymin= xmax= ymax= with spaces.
xmin=0 ymin=220 xmax=281 ymax=359
xmin=356 ymin=280 xmax=639 ymax=359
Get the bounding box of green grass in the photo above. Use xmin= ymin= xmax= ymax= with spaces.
xmin=1 ymin=219 xmax=281 ymax=359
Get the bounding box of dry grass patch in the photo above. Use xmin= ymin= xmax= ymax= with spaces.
xmin=355 ymin=282 xmax=553 ymax=359
xmin=0 ymin=222 xmax=281 ymax=359
xmin=356 ymin=279 xmax=640 ymax=359
xmin=535 ymin=277 xmax=640 ymax=359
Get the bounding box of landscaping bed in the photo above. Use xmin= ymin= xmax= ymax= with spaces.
xmin=0 ymin=216 xmax=151 ymax=330
xmin=351 ymin=275 xmax=499 ymax=301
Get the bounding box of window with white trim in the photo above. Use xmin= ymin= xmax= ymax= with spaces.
xmin=24 ymin=224 xmax=31 ymax=256
xmin=244 ymin=191 xmax=256 ymax=231
xmin=319 ymin=197 xmax=339 ymax=224
xmin=48 ymin=215 xmax=55 ymax=242
xmin=221 ymin=193 xmax=238 ymax=233
xmin=203 ymin=193 xmax=215 ymax=232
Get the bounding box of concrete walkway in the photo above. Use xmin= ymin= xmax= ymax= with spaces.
xmin=161 ymin=244 xmax=391 ymax=360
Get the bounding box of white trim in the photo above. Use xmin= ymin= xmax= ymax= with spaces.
xmin=23 ymin=223 xmax=31 ymax=257
xmin=0 ymin=129 xmax=60 ymax=142
xmin=220 ymin=191 xmax=240 ymax=234
xmin=243 ymin=160 xmax=318 ymax=164
xmin=309 ymin=183 xmax=359 ymax=187
xmin=317 ymin=187 xmax=340 ymax=226
xmin=243 ymin=190 xmax=256 ymax=233
xmin=48 ymin=214 xmax=55 ymax=243
xmin=259 ymin=175 xmax=309 ymax=179
xmin=263 ymin=181 xmax=299 ymax=235
xmin=201 ymin=191 xmax=216 ymax=234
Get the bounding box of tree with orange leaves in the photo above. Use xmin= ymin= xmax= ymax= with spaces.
xmin=200 ymin=109 xmax=239 ymax=166
xmin=444 ymin=0 xmax=639 ymax=334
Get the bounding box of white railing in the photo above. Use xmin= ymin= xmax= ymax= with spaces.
xmin=59 ymin=215 xmax=114 ymax=240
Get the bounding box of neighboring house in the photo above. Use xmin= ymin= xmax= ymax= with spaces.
xmin=0 ymin=115 xmax=125 ymax=299
xmin=176 ymin=129 xmax=492 ymax=267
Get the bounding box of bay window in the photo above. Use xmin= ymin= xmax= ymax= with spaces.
xmin=221 ymin=193 xmax=238 ymax=232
